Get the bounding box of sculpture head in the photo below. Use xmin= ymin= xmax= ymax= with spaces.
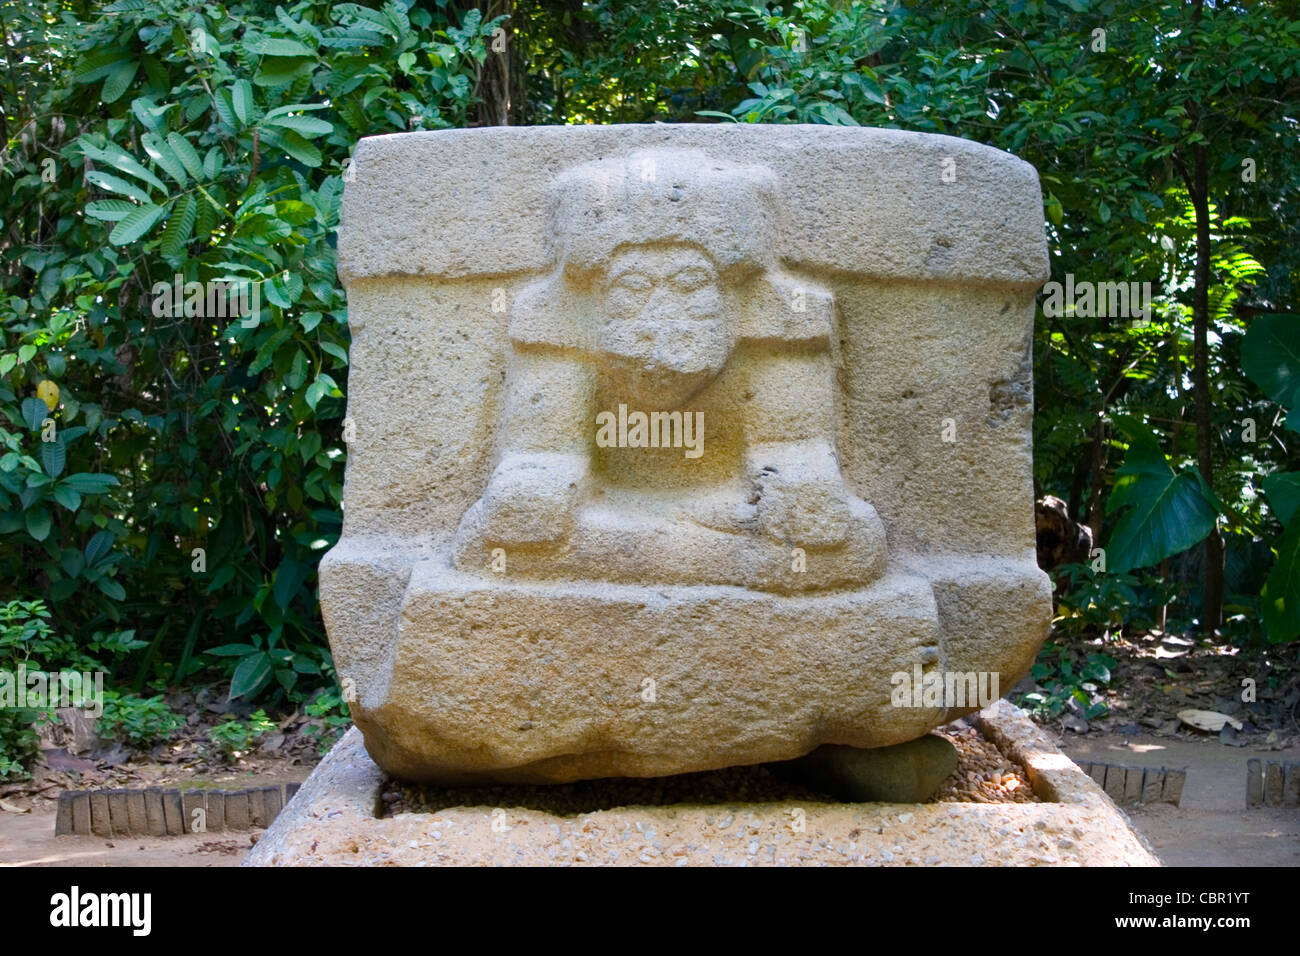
xmin=597 ymin=244 xmax=731 ymax=408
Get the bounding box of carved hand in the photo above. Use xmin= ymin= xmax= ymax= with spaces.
xmin=473 ymin=452 xmax=587 ymax=545
xmin=750 ymin=442 xmax=852 ymax=547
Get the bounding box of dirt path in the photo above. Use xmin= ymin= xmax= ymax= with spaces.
xmin=4 ymin=727 xmax=1295 ymax=867
xmin=1058 ymin=729 xmax=1300 ymax=867
xmin=0 ymin=808 xmax=252 ymax=866
xmin=0 ymin=765 xmax=310 ymax=868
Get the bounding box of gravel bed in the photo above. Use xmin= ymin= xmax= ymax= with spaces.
xmin=383 ymin=721 xmax=1039 ymax=816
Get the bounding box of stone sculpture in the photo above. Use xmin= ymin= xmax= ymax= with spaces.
xmin=324 ymin=125 xmax=1052 ymax=784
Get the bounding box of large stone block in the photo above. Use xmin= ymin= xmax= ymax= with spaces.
xmin=326 ymin=125 xmax=1052 ymax=783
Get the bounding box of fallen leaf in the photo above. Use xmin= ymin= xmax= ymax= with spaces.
xmin=0 ymin=799 xmax=29 ymax=813
xmin=1178 ymin=709 xmax=1243 ymax=733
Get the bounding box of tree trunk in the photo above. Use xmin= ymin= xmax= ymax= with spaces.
xmin=1084 ymin=416 xmax=1109 ymax=546
xmin=1190 ymin=142 xmax=1224 ymax=633
xmin=474 ymin=0 xmax=526 ymax=126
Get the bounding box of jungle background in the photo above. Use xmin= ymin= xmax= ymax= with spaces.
xmin=1 ymin=0 xmax=1299 ymax=781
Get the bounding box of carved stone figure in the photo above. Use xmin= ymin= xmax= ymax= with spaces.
xmin=324 ymin=126 xmax=1053 ymax=784
xmin=451 ymin=150 xmax=884 ymax=592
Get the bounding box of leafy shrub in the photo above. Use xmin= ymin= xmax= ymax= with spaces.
xmin=302 ymin=688 xmax=351 ymax=754
xmin=1017 ymin=643 xmax=1117 ymax=721
xmin=207 ymin=709 xmax=276 ymax=759
xmin=0 ymin=600 xmax=70 ymax=778
xmin=0 ymin=0 xmax=502 ymax=703
xmin=98 ymin=691 xmax=181 ymax=747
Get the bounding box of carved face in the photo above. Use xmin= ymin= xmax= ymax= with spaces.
xmin=597 ymin=245 xmax=732 ymax=408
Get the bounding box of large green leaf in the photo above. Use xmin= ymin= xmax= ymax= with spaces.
xmin=141 ymin=133 xmax=188 ymax=187
xmin=85 ymin=170 xmax=153 ymax=204
xmin=83 ymin=529 xmax=115 ymax=566
xmin=230 ymin=652 xmax=274 ymax=699
xmin=25 ymin=507 xmax=51 ymax=542
xmin=262 ymin=113 xmax=333 ymax=137
xmin=166 ymin=132 xmax=205 ymax=179
xmin=52 ymin=485 xmax=81 ymax=512
xmin=40 ymin=439 xmax=66 ymax=478
xmin=74 ymin=49 xmax=132 ymax=83
xmin=231 ymin=79 xmax=256 ymax=125
xmin=109 ymin=204 xmax=167 ymax=245
xmin=63 ymin=472 xmax=120 ymax=494
xmin=80 ymin=139 xmax=167 ymax=192
xmin=160 ymin=195 xmax=197 ymax=260
xmin=272 ymin=558 xmax=308 ymax=610
xmin=96 ymin=577 xmax=126 ymax=601
xmin=1241 ymin=314 xmax=1300 ymax=411
xmin=258 ymin=126 xmax=322 ymax=167
xmin=244 ymin=35 xmax=316 ymax=57
xmin=255 ymin=56 xmax=315 ymax=87
xmin=1263 ymin=471 xmax=1300 ymax=527
xmin=85 ymin=199 xmax=138 ymax=222
xmin=21 ymin=397 xmax=46 ymax=430
xmin=101 ymin=60 xmax=138 ymax=104
xmin=1262 ymin=521 xmax=1300 ymax=643
xmin=1105 ymin=421 xmax=1221 ymax=572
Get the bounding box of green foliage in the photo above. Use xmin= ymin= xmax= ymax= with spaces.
xmin=302 ymin=687 xmax=350 ymax=754
xmin=207 ymin=708 xmax=275 ymax=759
xmin=1105 ymin=418 xmax=1223 ymax=573
xmin=1017 ymin=643 xmax=1117 ymax=721
xmin=1 ymin=0 xmax=502 ymax=701
xmin=205 ymin=632 xmax=324 ymax=701
xmin=1241 ymin=314 xmax=1300 ymax=416
xmin=1052 ymin=563 xmax=1142 ymax=637
xmin=1242 ymin=315 xmax=1300 ymax=641
xmin=3 ymin=0 xmax=1300 ymax=705
xmin=0 ymin=601 xmax=69 ymax=778
xmin=98 ymin=690 xmax=181 ymax=746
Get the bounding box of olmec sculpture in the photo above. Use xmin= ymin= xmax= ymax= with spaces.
xmin=325 ymin=125 xmax=1053 ymax=784
xmin=453 ymin=150 xmax=884 ymax=591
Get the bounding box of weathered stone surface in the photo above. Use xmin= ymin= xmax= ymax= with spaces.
xmin=247 ymin=787 xmax=267 ymax=829
xmin=1123 ymin=766 xmax=1143 ymax=805
xmin=768 ymin=734 xmax=958 ymax=803
xmin=69 ymin=791 xmax=91 ymax=836
xmin=126 ymin=790 xmax=147 ymax=835
xmin=182 ymin=791 xmax=206 ymax=834
xmin=55 ymin=706 xmax=100 ymax=755
xmin=107 ymin=789 xmax=132 ymax=835
xmin=1265 ymin=761 xmax=1284 ymax=807
xmin=1161 ymin=769 xmax=1186 ymax=807
xmin=54 ymin=792 xmax=75 ymax=836
xmin=89 ymin=791 xmax=112 ymax=838
xmin=224 ymin=791 xmax=250 ymax=831
xmin=1247 ymin=758 xmax=1264 ymax=807
xmin=205 ymin=790 xmax=226 ymax=832
xmin=1284 ymin=762 xmax=1300 ymax=808
xmin=161 ymin=788 xmax=184 ymax=835
xmin=69 ymin=792 xmax=91 ymax=836
xmin=1104 ymin=765 xmax=1127 ymax=802
xmin=261 ymin=786 xmax=284 ymax=823
xmin=244 ymin=706 xmax=1161 ymax=867
xmin=325 ymin=125 xmax=1052 ymax=783
xmin=1141 ymin=767 xmax=1165 ymax=804
xmin=144 ymin=788 xmax=166 ymax=837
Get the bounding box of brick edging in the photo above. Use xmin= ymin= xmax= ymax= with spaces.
xmin=1247 ymin=759 xmax=1300 ymax=808
xmin=1077 ymin=762 xmax=1186 ymax=806
xmin=54 ymin=782 xmax=303 ymax=837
